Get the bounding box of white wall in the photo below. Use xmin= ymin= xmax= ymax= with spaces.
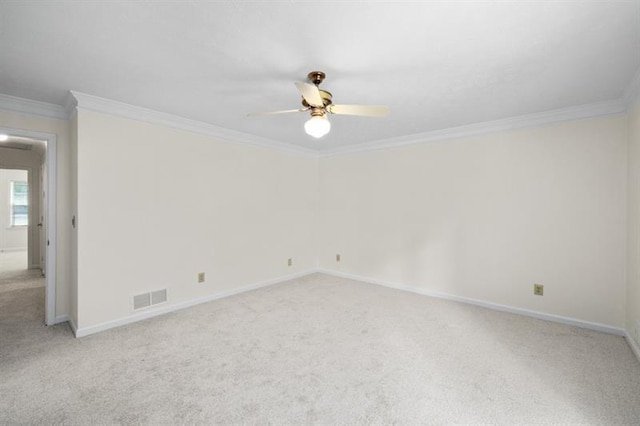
xmin=0 ymin=111 xmax=71 ymax=317
xmin=0 ymin=169 xmax=28 ymax=251
xmin=319 ymin=116 xmax=628 ymax=328
xmin=627 ymin=100 xmax=640 ymax=344
xmin=75 ymin=109 xmax=318 ymax=330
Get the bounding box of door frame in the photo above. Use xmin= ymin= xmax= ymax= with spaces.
xmin=0 ymin=126 xmax=57 ymax=326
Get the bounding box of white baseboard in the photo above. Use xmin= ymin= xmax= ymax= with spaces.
xmin=74 ymin=270 xmax=317 ymax=338
xmin=68 ymin=316 xmax=78 ymax=335
xmin=318 ymin=269 xmax=625 ymax=336
xmin=625 ymin=331 xmax=640 ymax=364
xmin=69 ymin=268 xmax=632 ymax=345
xmin=51 ymin=314 xmax=69 ymax=325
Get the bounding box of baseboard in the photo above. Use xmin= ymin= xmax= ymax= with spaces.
xmin=625 ymin=331 xmax=640 ymax=363
xmin=52 ymin=314 xmax=69 ymax=325
xmin=74 ymin=270 xmax=317 ymax=338
xmin=68 ymin=316 xmax=78 ymax=335
xmin=318 ymin=269 xmax=625 ymax=336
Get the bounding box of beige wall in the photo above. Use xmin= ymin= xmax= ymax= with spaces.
xmin=0 ymin=99 xmax=634 ymax=335
xmin=0 ymin=111 xmax=71 ymax=317
xmin=319 ymin=116 xmax=628 ymax=328
xmin=627 ymin=100 xmax=640 ymax=344
xmin=0 ymin=169 xmax=28 ymax=250
xmin=75 ymin=110 xmax=318 ymax=329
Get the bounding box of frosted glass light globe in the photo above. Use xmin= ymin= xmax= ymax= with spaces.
xmin=304 ymin=115 xmax=331 ymax=138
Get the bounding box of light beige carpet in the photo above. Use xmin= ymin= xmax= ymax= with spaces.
xmin=1 ymin=273 xmax=640 ymax=424
xmin=0 ymin=251 xmax=44 ymax=294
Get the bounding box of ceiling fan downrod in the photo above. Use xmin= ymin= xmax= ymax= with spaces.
xmin=308 ymin=71 xmax=326 ymax=86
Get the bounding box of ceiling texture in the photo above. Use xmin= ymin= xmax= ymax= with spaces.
xmin=1 ymin=1 xmax=639 ymax=151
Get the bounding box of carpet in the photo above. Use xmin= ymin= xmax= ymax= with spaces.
xmin=1 ymin=273 xmax=639 ymax=424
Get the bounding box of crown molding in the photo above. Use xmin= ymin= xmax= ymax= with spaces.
xmin=1 ymin=88 xmax=634 ymax=159
xmin=0 ymin=93 xmax=68 ymax=120
xmin=623 ymin=67 xmax=640 ymax=109
xmin=69 ymin=91 xmax=318 ymax=157
xmin=63 ymin=91 xmax=78 ymax=118
xmin=320 ymin=98 xmax=628 ymax=157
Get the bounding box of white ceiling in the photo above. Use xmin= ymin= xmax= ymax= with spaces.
xmin=1 ymin=1 xmax=639 ymax=151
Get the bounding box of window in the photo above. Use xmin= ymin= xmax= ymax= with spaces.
xmin=10 ymin=181 xmax=28 ymax=227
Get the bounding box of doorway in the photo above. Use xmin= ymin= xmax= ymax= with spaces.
xmin=0 ymin=168 xmax=44 ymax=321
xmin=0 ymin=129 xmax=57 ymax=325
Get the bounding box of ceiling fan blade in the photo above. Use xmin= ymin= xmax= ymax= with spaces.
xmin=295 ymin=82 xmax=324 ymax=107
xmin=247 ymin=108 xmax=306 ymax=117
xmin=327 ymin=104 xmax=389 ymax=117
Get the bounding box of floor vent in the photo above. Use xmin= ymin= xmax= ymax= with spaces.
xmin=133 ymin=293 xmax=151 ymax=310
xmin=151 ymin=289 xmax=167 ymax=305
xmin=133 ymin=289 xmax=167 ymax=311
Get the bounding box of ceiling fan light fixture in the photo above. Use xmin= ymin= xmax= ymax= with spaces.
xmin=304 ymin=114 xmax=331 ymax=138
xmin=247 ymin=71 xmax=388 ymax=138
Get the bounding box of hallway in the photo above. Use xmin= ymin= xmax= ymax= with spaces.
xmin=0 ymin=251 xmax=45 ymax=322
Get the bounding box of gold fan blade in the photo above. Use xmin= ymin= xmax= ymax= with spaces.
xmin=295 ymin=82 xmax=324 ymax=107
xmin=327 ymin=104 xmax=389 ymax=117
xmin=247 ymin=109 xmax=306 ymax=117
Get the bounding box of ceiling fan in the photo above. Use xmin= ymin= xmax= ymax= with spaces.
xmin=248 ymin=71 xmax=389 ymax=138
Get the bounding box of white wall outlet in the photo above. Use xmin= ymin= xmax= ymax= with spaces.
xmin=287 ymin=258 xmax=292 ymax=267
xmin=198 ymin=272 xmax=205 ymax=283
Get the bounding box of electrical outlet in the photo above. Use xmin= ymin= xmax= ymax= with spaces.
xmin=336 ymin=254 xmax=341 ymax=262
xmin=533 ymin=283 xmax=543 ymax=296
xmin=198 ymin=272 xmax=205 ymax=283
xmin=287 ymin=258 xmax=292 ymax=267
